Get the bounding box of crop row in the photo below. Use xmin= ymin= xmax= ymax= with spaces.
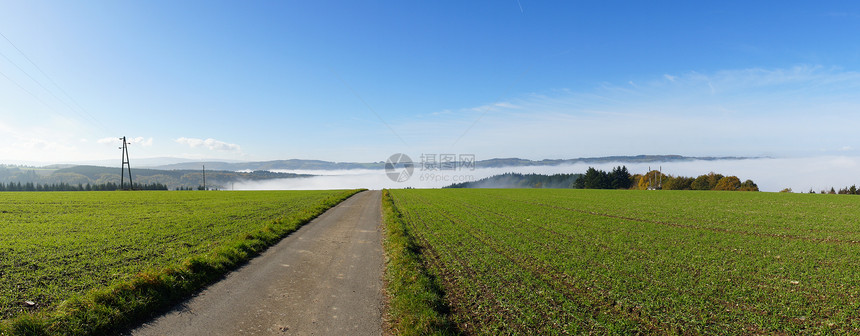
xmin=0 ymin=189 xmax=359 ymax=334
xmin=387 ymin=189 xmax=860 ymax=334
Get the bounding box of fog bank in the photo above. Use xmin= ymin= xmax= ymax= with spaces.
xmin=233 ymin=156 xmax=860 ymax=193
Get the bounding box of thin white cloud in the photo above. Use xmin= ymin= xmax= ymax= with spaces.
xmin=494 ymin=102 xmax=520 ymax=109
xmin=97 ymin=137 xmax=118 ymax=145
xmin=176 ymin=137 xmax=241 ymax=152
xmin=130 ymin=137 xmax=153 ymax=147
xmin=0 ymin=127 xmax=78 ymax=162
xmin=97 ymin=136 xmax=152 ymax=147
xmin=390 ymin=65 xmax=860 ymax=159
xmin=663 ymin=74 xmax=677 ymax=82
xmin=463 ymin=100 xmax=522 ymax=114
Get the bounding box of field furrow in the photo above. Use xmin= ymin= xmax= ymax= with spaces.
xmin=0 ymin=189 xmax=360 ymax=334
xmin=387 ymin=189 xmax=860 ymax=334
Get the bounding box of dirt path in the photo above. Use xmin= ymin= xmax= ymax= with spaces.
xmin=129 ymin=190 xmax=384 ymax=336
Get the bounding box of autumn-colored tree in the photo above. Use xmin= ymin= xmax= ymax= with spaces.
xmin=637 ymin=170 xmax=665 ymax=190
xmin=691 ymin=175 xmax=711 ymax=190
xmin=739 ymin=179 xmax=759 ymax=191
xmin=663 ymin=176 xmax=694 ymax=190
xmin=714 ymin=176 xmax=741 ymax=191
xmin=630 ymin=174 xmax=643 ymax=189
xmin=706 ymin=172 xmax=724 ymax=189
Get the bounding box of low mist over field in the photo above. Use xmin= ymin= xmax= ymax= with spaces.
xmin=233 ymin=156 xmax=860 ymax=193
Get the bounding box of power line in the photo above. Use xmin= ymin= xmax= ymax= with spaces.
xmin=0 ymin=49 xmax=95 ymax=125
xmin=0 ymin=31 xmax=91 ymax=112
xmin=0 ymin=66 xmax=92 ymax=133
xmin=0 ymin=30 xmax=110 ymax=132
xmin=0 ymin=67 xmax=64 ymax=116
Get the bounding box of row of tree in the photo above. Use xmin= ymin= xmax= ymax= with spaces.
xmin=175 ymin=185 xmax=218 ymax=191
xmin=0 ymin=165 xmax=299 ymax=191
xmin=632 ymin=171 xmax=758 ymax=191
xmin=445 ymin=173 xmax=581 ymax=189
xmin=443 ymin=166 xmax=760 ymax=192
xmin=801 ymin=186 xmax=860 ymax=194
xmin=570 ymin=167 xmax=759 ymax=191
xmin=572 ymin=166 xmax=632 ymax=189
xmin=0 ymin=182 xmax=168 ymax=192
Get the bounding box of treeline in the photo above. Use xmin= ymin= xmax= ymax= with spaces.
xmin=571 ymin=166 xmax=759 ymax=191
xmin=445 ymin=173 xmax=581 ymax=189
xmin=631 ymin=171 xmax=758 ymax=191
xmin=805 ymin=186 xmax=860 ymax=195
xmin=572 ymin=166 xmax=632 ymax=189
xmin=0 ymin=164 xmax=306 ymax=190
xmin=443 ymin=167 xmax=760 ymax=191
xmin=175 ymin=185 xmax=220 ymax=191
xmin=0 ymin=182 xmax=168 ymax=192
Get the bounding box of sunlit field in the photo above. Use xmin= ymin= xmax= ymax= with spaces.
xmin=387 ymin=189 xmax=860 ymax=334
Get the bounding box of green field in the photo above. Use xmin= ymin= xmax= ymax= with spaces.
xmin=385 ymin=189 xmax=860 ymax=334
xmin=0 ymin=190 xmax=359 ymax=334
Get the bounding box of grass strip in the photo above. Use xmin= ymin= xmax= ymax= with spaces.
xmin=381 ymin=189 xmax=457 ymax=335
xmin=0 ymin=189 xmax=364 ymax=336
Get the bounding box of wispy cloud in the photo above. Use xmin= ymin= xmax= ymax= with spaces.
xmin=97 ymin=137 xmax=118 ymax=145
xmin=0 ymin=121 xmax=80 ymax=163
xmin=130 ymin=137 xmax=153 ymax=147
xmin=391 ymin=65 xmax=860 ymax=158
xmin=176 ymin=137 xmax=241 ymax=152
xmin=98 ymin=137 xmax=153 ymax=146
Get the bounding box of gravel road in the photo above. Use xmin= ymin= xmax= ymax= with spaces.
xmin=129 ymin=190 xmax=384 ymax=335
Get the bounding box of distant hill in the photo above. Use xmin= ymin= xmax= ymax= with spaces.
xmin=474 ymin=155 xmax=752 ymax=168
xmin=445 ymin=173 xmax=582 ymax=189
xmin=0 ymin=165 xmax=308 ymax=190
xmin=153 ymin=159 xmax=384 ymax=171
xmin=150 ymin=155 xmax=753 ymax=171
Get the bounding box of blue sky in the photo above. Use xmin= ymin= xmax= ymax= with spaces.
xmin=1 ymin=1 xmax=860 ymax=164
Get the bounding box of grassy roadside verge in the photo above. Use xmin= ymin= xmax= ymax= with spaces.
xmin=381 ymin=189 xmax=457 ymax=335
xmin=0 ymin=189 xmax=363 ymax=336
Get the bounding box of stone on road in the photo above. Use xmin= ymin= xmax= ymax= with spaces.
xmin=130 ymin=190 xmax=384 ymax=336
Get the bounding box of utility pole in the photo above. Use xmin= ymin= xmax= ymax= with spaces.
xmin=202 ymin=164 xmax=206 ymax=191
xmin=648 ymin=166 xmax=652 ymax=190
xmin=119 ymin=136 xmax=133 ymax=190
